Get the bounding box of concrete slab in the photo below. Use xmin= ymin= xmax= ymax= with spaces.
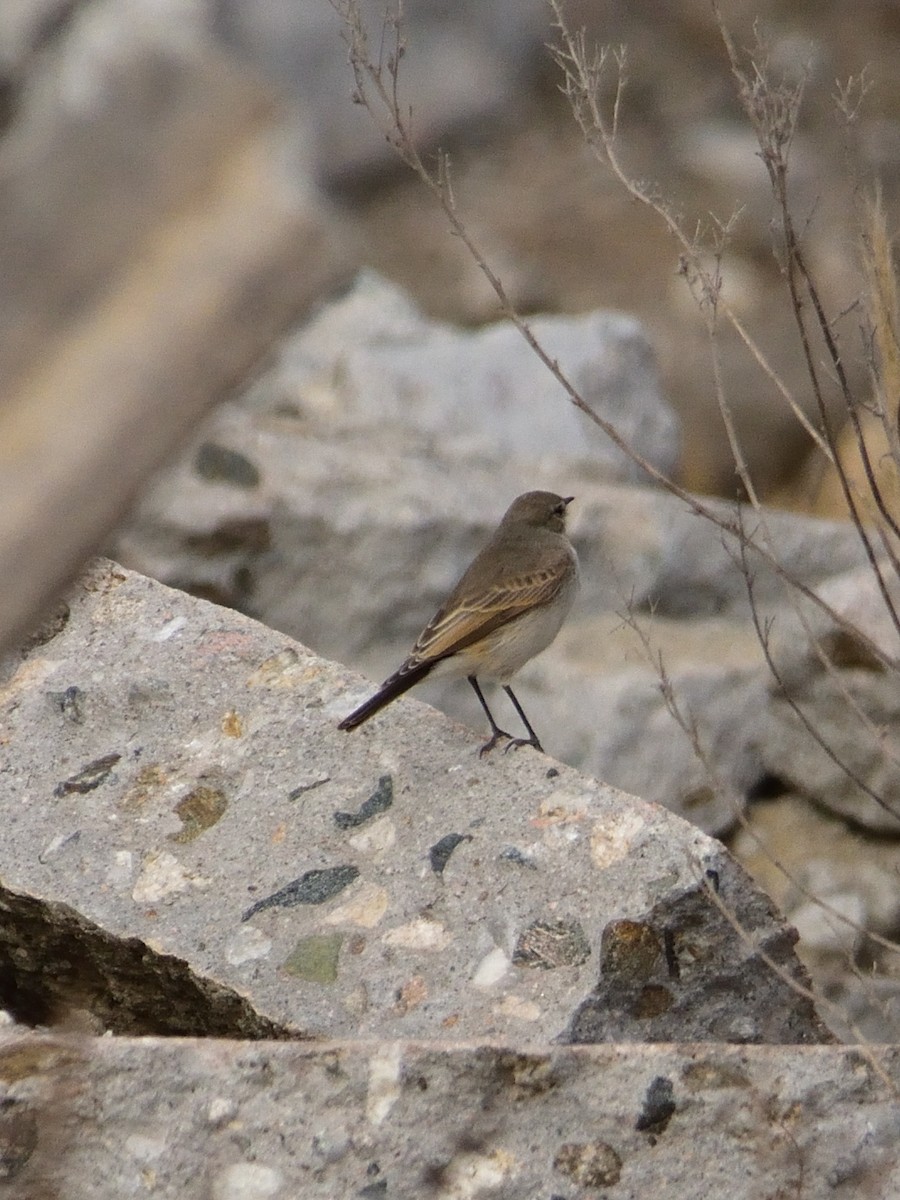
xmin=0 ymin=560 xmax=827 ymax=1047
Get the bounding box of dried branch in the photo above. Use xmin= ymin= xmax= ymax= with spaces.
xmin=627 ymin=603 xmax=900 ymax=961
xmin=332 ymin=0 xmax=900 ymax=1046
xmin=716 ymin=9 xmax=900 ymax=637
xmin=333 ymin=0 xmax=898 ymax=679
xmin=696 ymin=862 xmax=899 ymax=1096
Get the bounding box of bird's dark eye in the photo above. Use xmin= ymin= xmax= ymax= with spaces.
xmin=554 ymin=503 xmax=566 ymax=516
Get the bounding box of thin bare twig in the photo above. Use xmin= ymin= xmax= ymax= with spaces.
xmin=333 ymin=0 xmax=900 ymax=1048
xmin=333 ymin=0 xmax=899 ymax=678
xmin=626 ymin=603 xmax=900 ymax=960
xmin=696 ymin=862 xmax=899 ymax=1095
xmin=716 ymin=10 xmax=900 ymax=637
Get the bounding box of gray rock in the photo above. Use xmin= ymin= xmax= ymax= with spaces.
xmin=111 ymin=270 xmax=680 ymax=653
xmin=561 ymin=664 xmax=768 ymax=839
xmin=763 ymin=669 xmax=900 ymax=834
xmin=256 ymin=270 xmax=680 ymax=481
xmin=0 ymin=559 xmax=828 ymax=1045
xmin=109 ymin=278 xmax=871 ymax=839
xmin=0 ymin=0 xmax=351 ymax=654
xmin=2 ymin=1033 xmax=897 ymax=1198
xmin=763 ymin=566 xmax=900 ymax=833
xmin=732 ymin=794 xmax=900 ymax=1043
xmin=113 ymin=274 xmax=867 ymax=640
xmin=628 ymin=492 xmax=870 ymax=618
xmin=214 ymin=0 xmax=551 ymax=181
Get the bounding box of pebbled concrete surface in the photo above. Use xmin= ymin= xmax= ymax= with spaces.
xmin=0 ymin=1033 xmax=896 ymax=1199
xmin=0 ymin=559 xmax=827 ymax=1046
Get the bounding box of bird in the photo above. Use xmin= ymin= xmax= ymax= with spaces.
xmin=338 ymin=490 xmax=579 ymax=755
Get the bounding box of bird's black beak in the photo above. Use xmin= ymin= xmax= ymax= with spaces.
xmin=563 ymin=496 xmax=575 ymax=506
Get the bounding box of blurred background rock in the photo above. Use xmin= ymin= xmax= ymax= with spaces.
xmin=3 ymin=0 xmax=898 ymax=620
xmin=3 ymin=0 xmax=900 ymax=1040
xmin=218 ymin=0 xmax=900 ymax=498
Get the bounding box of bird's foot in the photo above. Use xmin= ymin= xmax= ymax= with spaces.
xmin=503 ymin=735 xmax=543 ymax=754
xmin=478 ymin=729 xmax=514 ymax=756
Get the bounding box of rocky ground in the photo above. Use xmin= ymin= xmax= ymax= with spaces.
xmin=206 ymin=0 xmax=900 ymax=1046
xmin=2 ymin=0 xmax=900 ymax=1193
xmin=316 ymin=0 xmax=900 ymax=500
xmin=112 ymin=271 xmax=900 ymax=1046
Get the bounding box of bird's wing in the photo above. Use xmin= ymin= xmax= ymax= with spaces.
xmin=408 ymin=552 xmax=571 ymax=666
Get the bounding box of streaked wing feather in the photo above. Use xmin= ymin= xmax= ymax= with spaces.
xmin=409 ymin=560 xmax=568 ymax=664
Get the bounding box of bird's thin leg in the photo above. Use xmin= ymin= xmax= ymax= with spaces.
xmin=468 ymin=676 xmax=514 ymax=756
xmin=502 ymin=685 xmax=544 ymax=753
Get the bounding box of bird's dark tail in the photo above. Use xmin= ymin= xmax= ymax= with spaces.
xmin=338 ymin=659 xmax=434 ymax=731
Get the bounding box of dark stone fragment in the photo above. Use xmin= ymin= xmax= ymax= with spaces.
xmin=54 ymin=753 xmax=121 ymax=796
xmin=242 ymin=865 xmax=360 ymax=921
xmin=553 ymin=1140 xmax=621 ymax=1187
xmin=194 ymin=441 xmax=261 ymax=487
xmin=169 ymin=786 xmax=228 ymax=844
xmin=282 ymin=934 xmax=344 ymax=983
xmin=429 ymin=833 xmax=470 ymax=875
xmin=635 ymin=1075 xmax=676 ymax=1134
xmin=334 ymin=775 xmax=393 ymax=829
xmin=600 ymin=920 xmax=662 ymax=983
xmin=359 ymin=1181 xmax=388 ymax=1197
xmin=498 ymin=845 xmax=537 ymax=869
xmin=288 ymin=775 xmax=329 ymax=801
xmin=185 ymin=517 xmax=270 ymax=555
xmin=48 ymin=685 xmax=84 ymax=723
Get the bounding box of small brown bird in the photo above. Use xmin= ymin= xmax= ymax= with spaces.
xmin=338 ymin=491 xmax=579 ymax=754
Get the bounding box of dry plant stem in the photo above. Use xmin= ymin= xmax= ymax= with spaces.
xmin=725 ymin=306 xmax=829 ymax=459
xmin=627 ymin=605 xmax=900 ymax=958
xmin=716 ymin=28 xmax=900 ymax=629
xmin=333 ymin=0 xmax=896 ymax=676
xmin=549 ymin=10 xmax=832 ymax=476
xmin=335 ymin=2 xmax=673 ymax=492
xmin=731 ymin=503 xmax=900 ymax=783
xmin=715 ymin=8 xmax=900 ymax=640
xmin=739 ymin=535 xmax=900 ymax=826
xmin=696 ymin=865 xmax=899 ymax=1095
xmin=547 ymin=6 xmax=900 ymax=673
xmin=340 ymin=0 xmax=745 ymax=502
xmin=571 ymin=2 xmax=900 ymax=839
xmin=710 ymin=14 xmax=900 ymax=836
xmin=552 ymin=0 xmax=900 ymax=876
xmin=862 ymin=192 xmax=900 ymax=467
xmin=337 ymin=0 xmax=900 ymax=1052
